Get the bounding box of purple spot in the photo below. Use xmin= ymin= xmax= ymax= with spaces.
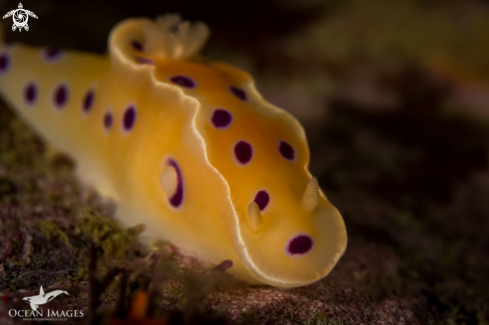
xmin=168 ymin=159 xmax=184 ymax=208
xmin=254 ymin=191 xmax=270 ymax=211
xmin=131 ymin=40 xmax=144 ymax=51
xmin=234 ymin=141 xmax=253 ymax=165
xmin=230 ymin=86 xmax=247 ymax=101
xmin=170 ymin=75 xmax=196 ymax=88
xmin=104 ymin=111 xmax=113 ymax=131
xmin=279 ymin=141 xmax=295 ymax=160
xmin=82 ymin=89 xmax=94 ymax=114
xmin=42 ymin=48 xmax=62 ymax=61
xmin=211 ymin=109 xmax=232 ymax=129
xmin=134 ymin=56 xmax=154 ymax=65
xmin=53 ymin=84 xmax=68 ymax=109
xmin=0 ymin=54 xmax=10 ymax=75
xmin=287 ymin=234 xmax=314 ymax=256
xmin=123 ymin=105 xmax=136 ymax=132
xmin=24 ymin=83 xmax=37 ymax=106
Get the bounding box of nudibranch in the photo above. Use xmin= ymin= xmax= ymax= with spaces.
xmin=0 ymin=15 xmax=347 ymax=288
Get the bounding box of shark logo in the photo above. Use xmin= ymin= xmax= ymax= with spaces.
xmin=23 ymin=286 xmax=69 ymax=311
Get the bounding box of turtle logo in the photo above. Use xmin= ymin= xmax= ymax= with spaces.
xmin=2 ymin=3 xmax=38 ymax=32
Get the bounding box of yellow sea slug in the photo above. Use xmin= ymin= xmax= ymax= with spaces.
xmin=0 ymin=15 xmax=347 ymax=288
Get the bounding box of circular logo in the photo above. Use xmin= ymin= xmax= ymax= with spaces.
xmin=2 ymin=3 xmax=38 ymax=32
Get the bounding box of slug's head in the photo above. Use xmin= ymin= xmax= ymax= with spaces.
xmin=235 ymin=174 xmax=347 ymax=288
xmin=207 ymin=106 xmax=348 ymax=287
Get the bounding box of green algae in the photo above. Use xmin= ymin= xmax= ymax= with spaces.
xmin=38 ymin=220 xmax=73 ymax=249
xmin=78 ymin=210 xmax=145 ymax=260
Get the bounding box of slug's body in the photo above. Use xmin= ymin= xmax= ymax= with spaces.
xmin=0 ymin=16 xmax=347 ymax=287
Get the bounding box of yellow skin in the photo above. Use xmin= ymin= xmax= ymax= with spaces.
xmin=0 ymin=17 xmax=347 ymax=288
